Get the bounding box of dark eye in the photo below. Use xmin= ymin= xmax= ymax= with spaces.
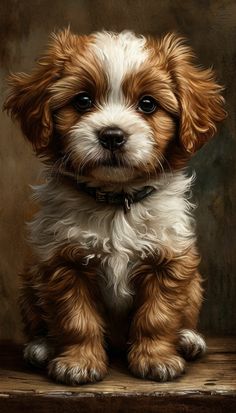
xmin=138 ymin=96 xmax=157 ymax=114
xmin=72 ymin=92 xmax=93 ymax=112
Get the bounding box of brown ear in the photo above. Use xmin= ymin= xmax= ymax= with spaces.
xmin=3 ymin=29 xmax=74 ymax=153
xmin=160 ymin=34 xmax=226 ymax=153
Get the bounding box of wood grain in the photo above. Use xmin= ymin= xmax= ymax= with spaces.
xmin=0 ymin=337 xmax=235 ymax=412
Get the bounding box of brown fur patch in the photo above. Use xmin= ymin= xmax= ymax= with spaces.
xmin=20 ymin=245 xmax=108 ymax=384
xmin=147 ymin=34 xmax=226 ymax=153
xmin=4 ymin=29 xmax=108 ymax=158
xmin=128 ymin=247 xmax=202 ymax=380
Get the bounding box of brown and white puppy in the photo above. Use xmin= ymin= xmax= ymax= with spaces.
xmin=4 ymin=29 xmax=226 ymax=385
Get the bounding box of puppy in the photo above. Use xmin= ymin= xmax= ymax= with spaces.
xmin=4 ymin=29 xmax=226 ymax=385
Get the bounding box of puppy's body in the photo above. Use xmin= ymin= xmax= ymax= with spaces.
xmin=4 ymin=30 xmax=225 ymax=384
xmin=31 ymin=171 xmax=193 ymax=309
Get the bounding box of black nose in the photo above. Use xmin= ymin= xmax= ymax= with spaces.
xmin=98 ymin=127 xmax=126 ymax=151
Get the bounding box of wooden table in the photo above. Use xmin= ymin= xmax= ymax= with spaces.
xmin=0 ymin=337 xmax=235 ymax=412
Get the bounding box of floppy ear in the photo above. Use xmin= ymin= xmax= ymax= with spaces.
xmin=3 ymin=29 xmax=74 ymax=153
xmin=160 ymin=34 xmax=226 ymax=153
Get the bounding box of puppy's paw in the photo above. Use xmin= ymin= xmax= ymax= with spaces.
xmin=24 ymin=337 xmax=54 ymax=367
xmin=48 ymin=351 xmax=108 ymax=385
xmin=178 ymin=329 xmax=206 ymax=360
xmin=128 ymin=344 xmax=185 ymax=381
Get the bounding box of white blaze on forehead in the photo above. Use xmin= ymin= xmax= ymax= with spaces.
xmin=91 ymin=31 xmax=148 ymax=101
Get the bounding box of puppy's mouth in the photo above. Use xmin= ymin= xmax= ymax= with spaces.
xmin=85 ymin=154 xmax=135 ymax=182
xmin=98 ymin=153 xmax=129 ymax=168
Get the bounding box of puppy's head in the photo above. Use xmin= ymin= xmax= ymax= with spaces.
xmin=4 ymin=29 xmax=226 ymax=183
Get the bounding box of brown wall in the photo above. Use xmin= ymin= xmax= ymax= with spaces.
xmin=0 ymin=0 xmax=235 ymax=340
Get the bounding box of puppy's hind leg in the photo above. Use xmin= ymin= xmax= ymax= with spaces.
xmin=178 ymin=329 xmax=206 ymax=361
xmin=20 ymin=264 xmax=54 ymax=367
xmin=24 ymin=337 xmax=55 ymax=368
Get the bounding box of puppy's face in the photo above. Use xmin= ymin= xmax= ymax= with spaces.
xmin=51 ymin=31 xmax=178 ymax=183
xmin=4 ymin=30 xmax=226 ymax=183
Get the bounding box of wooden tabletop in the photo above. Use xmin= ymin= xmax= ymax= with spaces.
xmin=0 ymin=337 xmax=236 ymax=412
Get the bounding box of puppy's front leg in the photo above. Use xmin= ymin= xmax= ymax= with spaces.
xmin=42 ymin=259 xmax=107 ymax=385
xmin=128 ymin=256 xmax=196 ymax=381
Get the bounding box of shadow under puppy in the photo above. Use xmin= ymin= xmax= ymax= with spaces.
xmin=4 ymin=29 xmax=226 ymax=385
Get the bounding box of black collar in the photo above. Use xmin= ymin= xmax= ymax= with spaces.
xmin=59 ymin=173 xmax=156 ymax=213
xmin=77 ymin=182 xmax=156 ymax=213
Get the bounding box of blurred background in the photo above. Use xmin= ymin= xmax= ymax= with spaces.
xmin=0 ymin=0 xmax=235 ymax=340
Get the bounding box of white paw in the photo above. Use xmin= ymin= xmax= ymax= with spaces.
xmin=24 ymin=338 xmax=54 ymax=367
xmin=48 ymin=358 xmax=107 ymax=385
xmin=178 ymin=329 xmax=206 ymax=360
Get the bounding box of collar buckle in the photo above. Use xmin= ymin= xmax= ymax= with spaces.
xmin=123 ymin=195 xmax=133 ymax=214
xmin=95 ymin=190 xmax=108 ymax=203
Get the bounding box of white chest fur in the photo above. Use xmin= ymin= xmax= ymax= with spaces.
xmin=30 ymin=172 xmax=195 ymax=312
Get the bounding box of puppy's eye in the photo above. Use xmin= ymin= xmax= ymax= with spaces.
xmin=138 ymin=96 xmax=157 ymax=114
xmin=72 ymin=92 xmax=93 ymax=112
